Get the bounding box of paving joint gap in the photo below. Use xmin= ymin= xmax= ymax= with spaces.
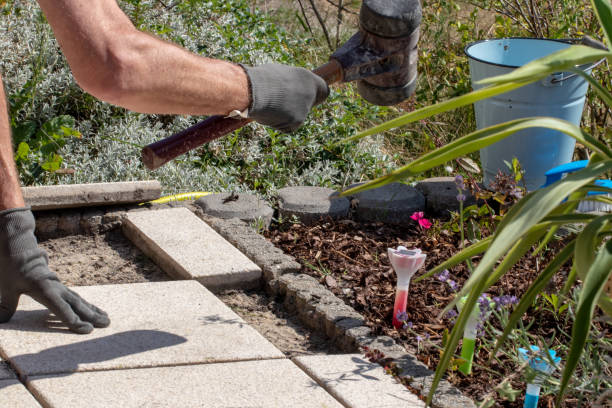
xmin=17 ymin=356 xmax=288 ymax=379
xmin=291 ymin=358 xmax=352 ymax=408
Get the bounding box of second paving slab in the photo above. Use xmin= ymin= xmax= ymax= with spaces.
xmin=123 ymin=207 xmax=261 ymax=291
xmin=0 ymin=281 xmax=283 ymax=377
xmin=295 ymin=354 xmax=425 ymax=408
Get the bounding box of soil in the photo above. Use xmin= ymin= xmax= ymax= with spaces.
xmin=217 ymin=289 xmax=341 ymax=357
xmin=264 ymin=217 xmax=610 ymax=407
xmin=40 ymin=230 xmax=170 ymax=286
xmin=41 ymin=229 xmax=338 ymax=357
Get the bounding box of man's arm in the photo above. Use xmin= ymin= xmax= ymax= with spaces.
xmin=36 ymin=0 xmax=250 ymax=116
xmin=0 ymin=76 xmax=24 ymax=210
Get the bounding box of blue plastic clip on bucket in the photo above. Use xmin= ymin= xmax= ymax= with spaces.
xmin=465 ymin=38 xmax=595 ymax=191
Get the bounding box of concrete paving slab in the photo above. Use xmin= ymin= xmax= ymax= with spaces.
xmin=0 ymin=380 xmax=42 ymax=407
xmin=0 ymin=360 xmax=15 ymax=380
xmin=23 ymin=181 xmax=161 ymax=210
xmin=123 ymin=207 xmax=261 ymax=291
xmin=29 ymin=359 xmax=344 ymax=408
xmin=294 ymin=354 xmax=425 ymax=408
xmin=195 ymin=192 xmax=274 ymax=228
xmin=0 ymin=281 xmax=283 ymax=377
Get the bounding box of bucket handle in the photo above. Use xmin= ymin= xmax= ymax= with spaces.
xmin=548 ymin=36 xmax=608 ymax=84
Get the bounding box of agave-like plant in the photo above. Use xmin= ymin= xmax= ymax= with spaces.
xmin=339 ymin=0 xmax=612 ymax=405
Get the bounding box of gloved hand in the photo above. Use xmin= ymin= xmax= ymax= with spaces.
xmin=0 ymin=207 xmax=110 ymax=334
xmin=241 ymin=63 xmax=329 ymax=132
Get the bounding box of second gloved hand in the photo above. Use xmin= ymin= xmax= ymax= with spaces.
xmin=0 ymin=207 xmax=110 ymax=334
xmin=242 ymin=64 xmax=329 ymax=132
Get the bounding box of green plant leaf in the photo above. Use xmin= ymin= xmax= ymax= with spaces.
xmin=477 ymin=45 xmax=611 ymax=86
xmin=337 ymin=81 xmax=529 ymax=145
xmin=558 ymin=239 xmax=612 ymax=404
xmin=571 ymin=68 xmax=612 ymax=107
xmin=413 ymin=236 xmax=492 ymax=283
xmin=490 ymin=240 xmax=576 ymax=361
xmin=591 ymin=0 xmax=612 ymax=49
xmin=40 ymin=153 xmax=62 ymax=172
xmin=15 ymin=142 xmax=30 ymax=161
xmin=12 ymin=121 xmax=37 ymax=145
xmin=455 ymin=160 xmax=612 ymax=304
xmin=574 ymin=215 xmax=612 ymax=281
xmin=340 ymin=119 xmax=611 ymax=197
xmin=428 ymin=224 xmax=548 ymax=405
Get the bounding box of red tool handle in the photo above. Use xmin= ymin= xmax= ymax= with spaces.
xmin=141 ymin=61 xmax=342 ymax=170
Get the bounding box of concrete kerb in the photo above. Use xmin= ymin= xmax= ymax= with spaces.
xmin=415 ymin=177 xmax=478 ymax=217
xmin=196 ymin=212 xmax=475 ymax=408
xmin=22 ymin=181 xmax=162 ymax=211
xmin=195 ymin=192 xmax=274 ymax=229
xmin=277 ymin=186 xmax=350 ymax=225
xmin=347 ymin=182 xmax=426 ymax=225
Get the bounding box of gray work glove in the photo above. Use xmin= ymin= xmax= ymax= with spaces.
xmin=0 ymin=207 xmax=110 ymax=334
xmin=242 ymin=64 xmax=329 ymax=132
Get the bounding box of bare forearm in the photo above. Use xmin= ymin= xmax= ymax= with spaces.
xmin=89 ymin=30 xmax=250 ymax=115
xmin=36 ymin=0 xmax=249 ymax=115
xmin=0 ymin=78 xmax=25 ymax=210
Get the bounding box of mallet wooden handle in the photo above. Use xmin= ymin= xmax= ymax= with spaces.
xmin=141 ymin=60 xmax=342 ymax=170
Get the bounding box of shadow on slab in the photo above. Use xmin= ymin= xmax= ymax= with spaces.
xmin=0 ymin=330 xmax=186 ymax=386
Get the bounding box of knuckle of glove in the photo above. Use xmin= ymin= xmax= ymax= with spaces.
xmin=246 ymin=63 xmax=327 ymax=132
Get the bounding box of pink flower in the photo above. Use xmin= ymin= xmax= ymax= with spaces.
xmin=410 ymin=212 xmax=432 ymax=229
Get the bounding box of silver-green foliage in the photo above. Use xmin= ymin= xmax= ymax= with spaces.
xmin=340 ymin=0 xmax=612 ymax=404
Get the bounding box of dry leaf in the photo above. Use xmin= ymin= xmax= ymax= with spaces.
xmin=457 ymin=157 xmax=481 ymax=174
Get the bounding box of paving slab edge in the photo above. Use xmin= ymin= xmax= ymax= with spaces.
xmin=194 ymin=210 xmax=475 ymax=408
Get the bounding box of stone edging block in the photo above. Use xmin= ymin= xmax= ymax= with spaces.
xmin=195 ymin=193 xmax=274 ymax=229
xmin=199 ymin=214 xmax=475 ymax=408
xmin=23 ymin=181 xmax=161 ymax=211
xmin=415 ymin=177 xmax=477 ymax=216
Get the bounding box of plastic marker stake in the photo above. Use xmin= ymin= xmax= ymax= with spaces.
xmin=518 ymin=345 xmax=561 ymax=408
xmin=387 ymin=246 xmax=426 ymax=329
xmin=456 ymin=295 xmax=493 ymax=375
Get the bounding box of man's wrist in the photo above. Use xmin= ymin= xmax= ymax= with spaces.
xmin=231 ymin=63 xmax=251 ymax=114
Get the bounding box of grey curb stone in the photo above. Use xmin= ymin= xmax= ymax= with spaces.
xmin=415 ymin=177 xmax=476 ymax=216
xmin=57 ymin=210 xmax=81 ymax=235
xmin=277 ymin=186 xmax=350 ymax=225
xmin=349 ymin=182 xmax=426 ymax=224
xmin=195 ymin=213 xmax=301 ymax=294
xmin=34 ymin=212 xmax=59 ymax=237
xmin=34 ymin=208 xmax=129 ymax=237
xmin=195 ymin=193 xmax=274 ymax=229
xmin=79 ymin=209 xmax=105 ymax=234
xmin=23 ymin=181 xmax=161 ymax=210
xmin=0 ymin=360 xmax=15 ymax=380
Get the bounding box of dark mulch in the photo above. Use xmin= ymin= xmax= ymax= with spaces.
xmin=264 ymin=217 xmax=597 ymax=407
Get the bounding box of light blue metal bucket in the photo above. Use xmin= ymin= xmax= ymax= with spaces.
xmin=466 ymin=38 xmax=593 ymax=191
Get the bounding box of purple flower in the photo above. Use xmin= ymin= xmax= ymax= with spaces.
xmin=416 ymin=335 xmax=423 ymax=342
xmin=454 ymin=175 xmax=466 ymax=190
xmin=446 ymin=309 xmax=458 ymax=319
xmin=447 ymin=279 xmax=458 ymax=291
xmin=456 ymin=193 xmax=466 ymax=202
xmin=405 ymin=321 xmax=414 ymax=329
xmin=396 ymin=311 xmax=409 ymax=323
xmin=493 ymin=295 xmax=519 ymax=310
xmin=436 ymin=269 xmax=450 ymax=282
